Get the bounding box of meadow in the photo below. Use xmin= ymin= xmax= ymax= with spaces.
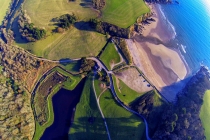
xmin=69 ymin=77 xmax=108 ymax=140
xmin=99 ymin=89 xmax=145 ymax=140
xmin=0 ymin=0 xmax=11 ymax=23
xmin=100 ymin=43 xmax=121 ymax=70
xmin=101 ymin=0 xmax=150 ymax=28
xmin=23 ymin=0 xmax=97 ymax=28
xmin=17 ymin=0 xmax=106 ymax=59
xmin=113 ymin=76 xmax=144 ymax=105
xmin=200 ymin=90 xmax=210 ymax=140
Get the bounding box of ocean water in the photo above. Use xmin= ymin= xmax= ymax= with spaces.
xmin=159 ymin=0 xmax=210 ymax=74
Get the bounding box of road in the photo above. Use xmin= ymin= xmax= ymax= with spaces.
xmin=91 ymin=57 xmax=151 ymax=140
xmin=29 ymin=54 xmax=151 ymax=140
xmin=92 ymin=71 xmax=111 ymax=140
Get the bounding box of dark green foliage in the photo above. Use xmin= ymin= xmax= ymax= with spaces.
xmin=79 ymin=57 xmax=95 ymax=74
xmin=34 ymin=72 xmax=67 ymax=125
xmin=52 ymin=14 xmax=77 ymax=31
xmin=89 ymin=19 xmax=130 ymax=38
xmin=59 ymin=14 xmax=77 ymax=29
xmin=92 ymin=0 xmax=105 ymax=10
xmin=130 ymin=90 xmax=167 ymax=136
xmin=18 ymin=15 xmax=46 ymax=42
xmin=152 ymin=67 xmax=210 ymax=140
xmin=113 ymin=38 xmax=132 ymax=64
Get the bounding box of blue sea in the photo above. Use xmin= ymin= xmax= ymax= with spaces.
xmin=159 ymin=0 xmax=210 ymax=75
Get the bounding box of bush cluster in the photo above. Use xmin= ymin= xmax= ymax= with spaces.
xmin=89 ymin=19 xmax=130 ymax=38
xmin=18 ymin=15 xmax=46 ymax=42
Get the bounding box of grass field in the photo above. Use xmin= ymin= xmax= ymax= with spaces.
xmin=45 ymin=27 xmax=107 ymax=59
xmin=100 ymin=43 xmax=121 ymax=70
xmin=23 ymin=0 xmax=97 ymax=28
xmin=200 ymin=90 xmax=210 ymax=140
xmin=0 ymin=0 xmax=11 ymax=23
xmin=99 ymin=89 xmax=145 ymax=140
xmin=101 ymin=0 xmax=150 ymax=28
xmin=15 ymin=0 xmax=107 ymax=59
xmin=60 ymin=61 xmax=81 ymax=73
xmin=69 ymin=77 xmax=108 ymax=140
xmin=113 ymin=76 xmax=145 ymax=105
xmin=16 ymin=26 xmax=107 ymax=59
xmin=94 ymin=78 xmax=107 ymax=97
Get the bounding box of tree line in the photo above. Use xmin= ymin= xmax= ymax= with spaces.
xmin=89 ymin=19 xmax=130 ymax=38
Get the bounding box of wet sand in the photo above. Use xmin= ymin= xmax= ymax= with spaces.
xmin=127 ymin=4 xmax=188 ymax=101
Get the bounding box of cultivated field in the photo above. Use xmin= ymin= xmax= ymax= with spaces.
xmin=101 ymin=0 xmax=150 ymax=28
xmin=100 ymin=43 xmax=121 ymax=70
xmin=99 ymin=89 xmax=145 ymax=140
xmin=200 ymin=90 xmax=210 ymax=140
xmin=69 ymin=77 xmax=108 ymax=140
xmin=0 ymin=0 xmax=11 ymax=23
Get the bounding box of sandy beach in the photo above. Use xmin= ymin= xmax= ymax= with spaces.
xmin=126 ymin=4 xmax=188 ymax=101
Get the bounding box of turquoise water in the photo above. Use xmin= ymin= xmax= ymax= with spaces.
xmin=160 ymin=0 xmax=210 ymax=74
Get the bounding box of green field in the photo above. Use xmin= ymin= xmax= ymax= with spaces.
xmin=101 ymin=0 xmax=150 ymax=28
xmin=113 ymin=76 xmax=145 ymax=105
xmin=200 ymin=90 xmax=210 ymax=140
xmin=69 ymin=77 xmax=108 ymax=140
xmin=99 ymin=89 xmax=145 ymax=140
xmin=15 ymin=0 xmax=107 ymax=59
xmin=60 ymin=61 xmax=81 ymax=74
xmin=0 ymin=0 xmax=11 ymax=23
xmin=94 ymin=79 xmax=106 ymax=97
xmin=100 ymin=43 xmax=121 ymax=70
xmin=23 ymin=0 xmax=97 ymax=28
xmin=16 ymin=26 xmax=107 ymax=59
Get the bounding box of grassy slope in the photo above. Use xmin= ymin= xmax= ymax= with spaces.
xmin=94 ymin=79 xmax=106 ymax=97
xmin=17 ymin=0 xmax=106 ymax=59
xmin=113 ymin=76 xmax=145 ymax=105
xmin=45 ymin=28 xmax=106 ymax=59
xmin=0 ymin=0 xmax=11 ymax=23
xmin=23 ymin=0 xmax=96 ymax=28
xmin=100 ymin=43 xmax=121 ymax=70
xmin=60 ymin=61 xmax=81 ymax=73
xmin=200 ymin=90 xmax=210 ymax=140
xmin=99 ymin=89 xmax=145 ymax=140
xmin=101 ymin=0 xmax=150 ymax=28
xmin=69 ymin=77 xmax=107 ymax=140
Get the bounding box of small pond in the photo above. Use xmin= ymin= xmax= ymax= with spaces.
xmin=40 ymin=78 xmax=86 ymax=140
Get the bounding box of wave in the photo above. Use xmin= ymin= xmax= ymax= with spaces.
xmin=180 ymin=44 xmax=186 ymax=53
xmin=157 ymin=4 xmax=177 ymax=39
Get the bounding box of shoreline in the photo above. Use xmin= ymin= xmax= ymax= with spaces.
xmin=127 ymin=3 xmax=189 ymax=101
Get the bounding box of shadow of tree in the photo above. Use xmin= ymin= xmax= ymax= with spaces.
xmin=160 ymin=76 xmax=192 ymax=102
xmin=69 ymin=116 xmax=146 ymax=140
xmin=74 ymin=21 xmax=95 ymax=31
xmin=79 ymin=0 xmax=93 ymax=8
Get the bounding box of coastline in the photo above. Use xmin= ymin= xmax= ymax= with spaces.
xmin=127 ymin=4 xmax=189 ymax=101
